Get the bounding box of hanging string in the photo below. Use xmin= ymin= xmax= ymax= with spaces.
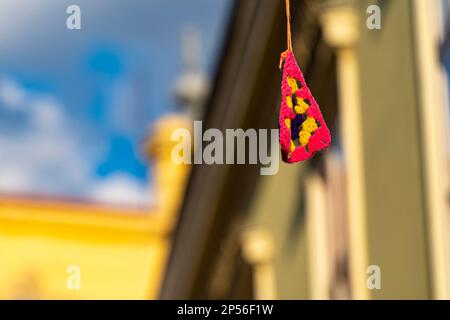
xmin=279 ymin=0 xmax=293 ymax=69
xmin=286 ymin=0 xmax=292 ymax=52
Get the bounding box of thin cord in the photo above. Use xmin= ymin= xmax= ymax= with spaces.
xmin=286 ymin=0 xmax=292 ymax=52
xmin=280 ymin=0 xmax=293 ymax=69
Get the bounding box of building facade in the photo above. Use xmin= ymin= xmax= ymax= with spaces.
xmin=161 ymin=0 xmax=450 ymax=300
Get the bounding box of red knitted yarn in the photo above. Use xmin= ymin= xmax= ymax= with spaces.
xmin=279 ymin=51 xmax=331 ymax=163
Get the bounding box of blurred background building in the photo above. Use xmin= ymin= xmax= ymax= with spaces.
xmin=2 ymin=0 xmax=450 ymax=300
xmin=160 ymin=0 xmax=450 ymax=300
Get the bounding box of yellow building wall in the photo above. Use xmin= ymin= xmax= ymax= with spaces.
xmin=0 ymin=114 xmax=192 ymax=300
xmin=0 ymin=197 xmax=169 ymax=299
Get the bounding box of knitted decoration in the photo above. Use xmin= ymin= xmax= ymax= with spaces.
xmin=278 ymin=0 xmax=331 ymax=163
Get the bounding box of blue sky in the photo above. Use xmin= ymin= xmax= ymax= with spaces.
xmin=0 ymin=0 xmax=231 ymax=207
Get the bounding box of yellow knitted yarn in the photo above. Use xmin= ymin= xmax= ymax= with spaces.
xmin=285 ymin=118 xmax=291 ymax=129
xmin=299 ymin=130 xmax=311 ymax=146
xmin=287 ymin=77 xmax=299 ymax=93
xmin=302 ymin=117 xmax=318 ymax=132
xmin=286 ymin=96 xmax=293 ymax=109
xmin=290 ymin=140 xmax=296 ymax=152
xmin=294 ymin=99 xmax=309 ymax=114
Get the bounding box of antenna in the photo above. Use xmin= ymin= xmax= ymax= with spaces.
xmin=173 ymin=25 xmax=209 ymax=119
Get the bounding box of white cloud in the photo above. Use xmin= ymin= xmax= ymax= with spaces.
xmin=90 ymin=173 xmax=151 ymax=207
xmin=0 ymin=125 xmax=91 ymax=197
xmin=0 ymin=166 xmax=30 ymax=193
xmin=0 ymin=78 xmax=27 ymax=110
xmin=0 ymin=0 xmax=61 ymax=46
xmin=30 ymin=97 xmax=64 ymax=130
xmin=0 ymin=76 xmax=151 ymax=207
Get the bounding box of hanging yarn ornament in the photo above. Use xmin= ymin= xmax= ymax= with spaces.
xmin=278 ymin=0 xmax=331 ymax=163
